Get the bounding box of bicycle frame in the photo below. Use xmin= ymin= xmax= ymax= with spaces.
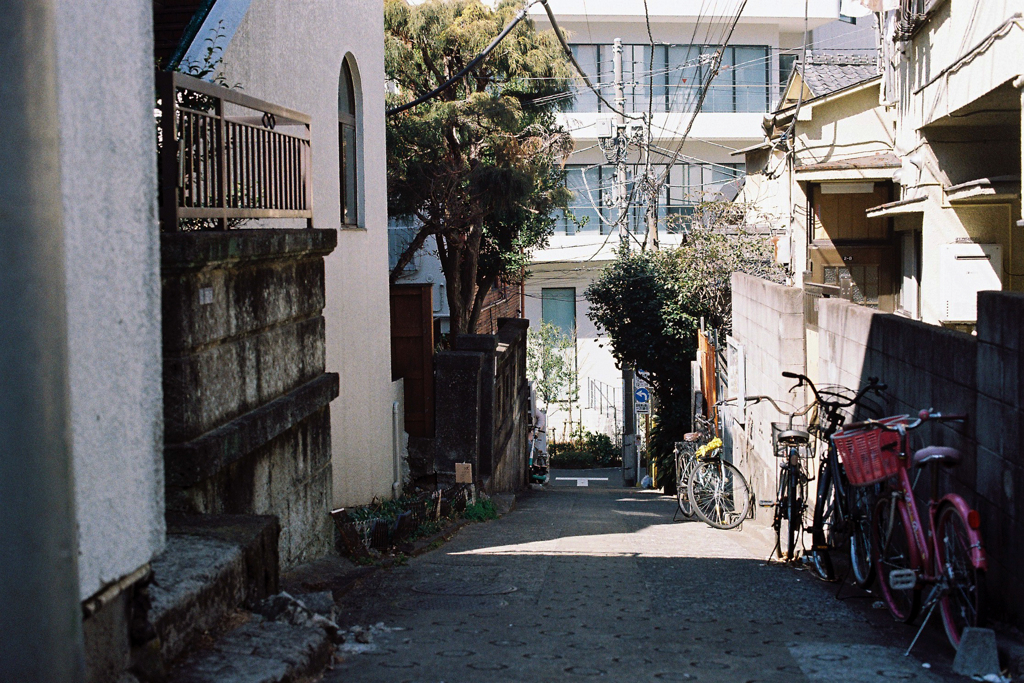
xmin=886 ymin=464 xmax=988 ymax=582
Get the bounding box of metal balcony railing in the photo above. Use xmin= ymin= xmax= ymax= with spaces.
xmin=156 ymin=71 xmax=312 ymax=231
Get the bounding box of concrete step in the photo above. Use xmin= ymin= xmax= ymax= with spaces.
xmin=167 ymin=614 xmax=333 ymax=683
xmin=149 ymin=514 xmax=280 ymax=664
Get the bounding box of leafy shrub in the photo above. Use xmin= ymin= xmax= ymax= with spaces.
xmin=462 ymin=499 xmax=498 ymax=522
xmin=550 ymin=429 xmax=621 ymax=468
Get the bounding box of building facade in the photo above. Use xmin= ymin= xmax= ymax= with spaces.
xmin=525 ymin=0 xmax=867 ymax=441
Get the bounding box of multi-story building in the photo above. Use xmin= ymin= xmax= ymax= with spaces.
xmin=524 ymin=0 xmax=871 ymax=441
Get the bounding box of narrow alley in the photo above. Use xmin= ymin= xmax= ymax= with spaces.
xmin=325 ymin=470 xmax=960 ymax=682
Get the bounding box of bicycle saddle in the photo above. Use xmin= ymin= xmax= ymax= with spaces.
xmin=777 ymin=429 xmax=810 ymax=444
xmin=683 ymin=432 xmax=702 ymax=442
xmin=913 ymin=446 xmax=961 ymax=467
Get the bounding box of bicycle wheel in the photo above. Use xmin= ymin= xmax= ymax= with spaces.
xmin=810 ymin=463 xmax=837 ymax=580
xmin=775 ymin=464 xmax=802 ymax=560
xmin=936 ymin=503 xmax=985 ymax=649
xmin=688 ymin=459 xmax=751 ymax=530
xmin=848 ymin=484 xmax=875 ymax=588
xmin=871 ymin=496 xmax=920 ymax=622
xmin=676 ymin=454 xmax=696 ymax=518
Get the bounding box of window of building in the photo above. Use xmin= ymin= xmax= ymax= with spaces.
xmin=567 ymin=43 xmax=770 ymax=114
xmin=556 ymin=163 xmax=744 ymax=235
xmin=541 ymin=288 xmax=577 ymax=337
xmin=339 ymin=58 xmax=358 ymax=226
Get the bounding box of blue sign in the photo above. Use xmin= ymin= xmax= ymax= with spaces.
xmin=634 ymin=387 xmax=650 ymax=404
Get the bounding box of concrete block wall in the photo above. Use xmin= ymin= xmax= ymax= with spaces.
xmin=730 ymin=273 xmax=806 ymax=517
xmin=974 ymin=292 xmax=1024 ymax=621
xmin=162 ymin=229 xmax=339 ymax=570
xmin=816 ymin=294 xmax=1020 ymax=624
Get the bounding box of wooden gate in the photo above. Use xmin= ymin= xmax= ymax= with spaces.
xmin=390 ymin=284 xmax=435 ymax=437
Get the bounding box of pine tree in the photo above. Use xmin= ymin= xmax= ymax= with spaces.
xmin=386 ymin=0 xmax=574 ymax=335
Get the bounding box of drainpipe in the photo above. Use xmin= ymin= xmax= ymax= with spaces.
xmin=0 ymin=1 xmax=85 ymax=680
xmin=392 ymin=401 xmax=402 ymax=499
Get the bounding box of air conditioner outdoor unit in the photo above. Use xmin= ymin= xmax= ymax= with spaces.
xmin=939 ymin=242 xmax=1002 ymax=323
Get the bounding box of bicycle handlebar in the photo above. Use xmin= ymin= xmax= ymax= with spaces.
xmin=721 ymin=394 xmax=814 ymax=418
xmin=843 ymin=409 xmax=967 ymax=433
xmin=781 ymin=371 xmax=886 ymax=411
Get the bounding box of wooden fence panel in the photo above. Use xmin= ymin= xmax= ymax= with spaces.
xmin=390 ymin=285 xmax=435 ymax=438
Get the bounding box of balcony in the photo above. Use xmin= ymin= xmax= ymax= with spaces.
xmin=156 ymin=71 xmax=313 ymax=231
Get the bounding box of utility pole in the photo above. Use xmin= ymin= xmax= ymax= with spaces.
xmin=612 ymin=38 xmax=637 ymax=486
xmin=643 ymin=128 xmax=659 ymax=251
xmin=613 ymin=38 xmax=628 ymax=250
xmin=0 ymin=0 xmax=85 ymax=680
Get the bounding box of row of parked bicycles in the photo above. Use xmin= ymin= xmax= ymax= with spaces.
xmin=674 ymin=371 xmax=986 ymax=651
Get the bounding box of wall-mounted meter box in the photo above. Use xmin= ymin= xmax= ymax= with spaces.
xmin=594 ymin=117 xmax=614 ymax=139
xmin=939 ymin=242 xmax=1002 ymax=323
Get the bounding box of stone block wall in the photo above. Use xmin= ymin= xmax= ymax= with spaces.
xmin=162 ymin=229 xmax=339 ymax=569
xmin=489 ymin=319 xmax=530 ymax=493
xmin=433 ymin=319 xmax=530 ymax=493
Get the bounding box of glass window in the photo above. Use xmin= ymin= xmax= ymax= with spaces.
xmin=339 ymin=59 xmax=358 ymax=226
xmin=561 ymin=165 xmax=605 ymax=234
xmin=570 ymin=45 xmax=599 ymax=112
xmin=542 ymin=288 xmax=577 ymax=337
xmin=667 ymin=44 xmax=703 ymax=113
xmin=733 ymin=47 xmax=769 ymax=112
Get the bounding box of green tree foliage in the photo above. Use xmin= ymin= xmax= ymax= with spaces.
xmin=586 ymin=212 xmax=785 ymax=487
xmin=527 ymin=321 xmax=576 ymax=412
xmin=385 ymin=0 xmax=575 ymax=334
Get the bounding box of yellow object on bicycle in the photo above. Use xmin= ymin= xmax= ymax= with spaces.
xmin=695 ymin=437 xmax=723 ymax=460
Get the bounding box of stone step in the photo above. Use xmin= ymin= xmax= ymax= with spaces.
xmin=149 ymin=514 xmax=280 ymax=664
xmin=167 ymin=614 xmax=333 ymax=683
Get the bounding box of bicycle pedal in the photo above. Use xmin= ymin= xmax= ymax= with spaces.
xmin=888 ymin=569 xmax=918 ymax=590
xmin=757 ymin=499 xmax=774 ymax=507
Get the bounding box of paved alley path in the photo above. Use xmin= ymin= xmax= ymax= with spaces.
xmin=326 ymin=471 xmax=961 ymax=682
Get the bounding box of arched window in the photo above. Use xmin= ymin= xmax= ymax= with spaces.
xmin=339 ymin=58 xmax=358 ymax=226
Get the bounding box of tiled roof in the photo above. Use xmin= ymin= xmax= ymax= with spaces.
xmin=798 ymin=54 xmax=880 ymax=99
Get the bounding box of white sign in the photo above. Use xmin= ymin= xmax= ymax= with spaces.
xmin=555 ymin=477 xmax=610 ymax=487
xmin=636 ymin=402 xmax=650 ymax=414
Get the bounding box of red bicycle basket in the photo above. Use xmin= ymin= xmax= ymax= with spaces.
xmin=832 ymin=415 xmax=910 ymax=486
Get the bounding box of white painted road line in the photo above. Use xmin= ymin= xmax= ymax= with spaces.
xmin=555 ymin=477 xmax=610 ymax=487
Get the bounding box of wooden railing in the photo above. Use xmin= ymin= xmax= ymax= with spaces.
xmin=156 ymin=71 xmax=312 ymax=231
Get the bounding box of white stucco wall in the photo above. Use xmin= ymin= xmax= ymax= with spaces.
xmin=221 ymin=0 xmax=394 ymax=507
xmin=54 ymin=0 xmax=166 ymax=600
xmin=525 ymin=261 xmax=625 ymax=441
xmin=887 ymin=0 xmax=1023 ymax=324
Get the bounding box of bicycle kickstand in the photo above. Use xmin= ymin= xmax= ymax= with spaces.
xmin=904 ymin=585 xmax=942 ymax=657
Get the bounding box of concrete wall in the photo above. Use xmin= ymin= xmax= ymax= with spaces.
xmin=812 ymin=291 xmax=1021 ymax=623
xmin=54 ymin=0 xmax=166 ymax=601
xmin=729 ymin=273 xmax=806 ymax=517
xmin=220 ymin=0 xmax=395 ymax=508
xmin=161 ymin=230 xmax=339 ymax=569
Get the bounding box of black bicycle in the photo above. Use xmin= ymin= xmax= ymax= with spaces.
xmin=781 ymin=371 xmax=886 ymax=584
xmin=738 ymin=393 xmax=815 ymax=560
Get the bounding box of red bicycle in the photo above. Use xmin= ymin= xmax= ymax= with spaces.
xmin=832 ymin=409 xmax=986 ymax=650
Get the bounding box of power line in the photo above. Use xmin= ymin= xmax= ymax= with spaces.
xmin=537 ymin=0 xmax=641 ymax=120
